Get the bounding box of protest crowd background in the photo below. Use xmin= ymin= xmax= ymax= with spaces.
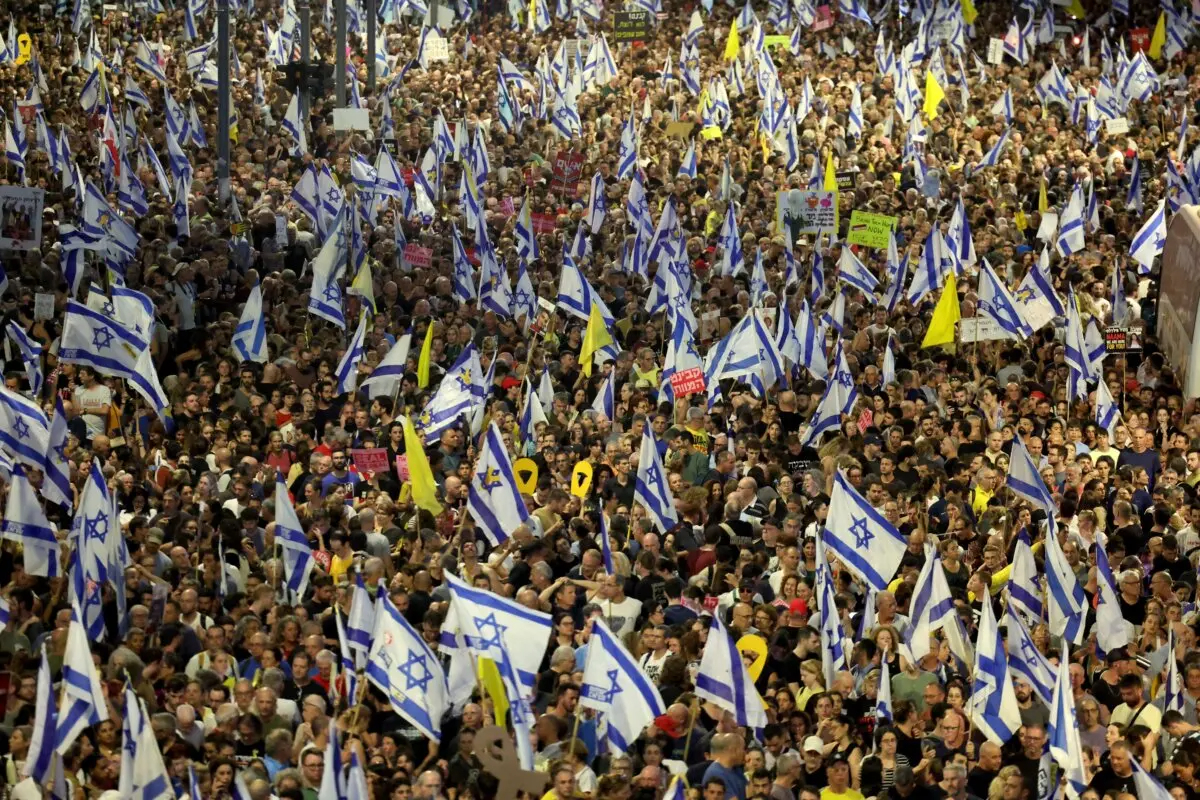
xmin=0 ymin=0 xmax=1196 ymax=798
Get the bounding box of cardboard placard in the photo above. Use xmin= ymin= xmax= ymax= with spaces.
xmin=959 ymin=315 xmax=1015 ymax=342
xmin=835 ymin=170 xmax=857 ymax=192
xmin=33 ymin=293 xmax=54 ymax=321
xmin=351 ymin=448 xmax=390 ymax=473
xmin=15 ymin=34 xmax=30 ymax=66
xmin=404 ymin=244 xmax=433 ymax=268
xmin=987 ymin=37 xmax=1004 ymax=65
xmin=0 ymin=187 xmax=43 ymax=251
xmin=571 ymin=460 xmax=593 ymax=498
xmin=550 ymin=150 xmax=585 ymax=198
xmin=425 ymin=33 xmax=450 ymax=62
xmin=670 ymin=366 xmax=707 ymax=398
xmin=395 ymin=454 xmax=410 ymax=482
xmin=1105 ymin=324 xmax=1144 ymax=352
xmin=665 ymin=121 xmax=695 ymax=138
xmin=1105 ymin=117 xmax=1130 ymax=135
xmin=846 ymin=211 xmax=898 ymax=248
xmin=763 ymin=34 xmax=790 ymax=49
xmin=613 ymin=9 xmax=651 ymax=42
xmin=776 ymin=189 xmax=838 ymax=242
xmin=512 ymin=458 xmax=539 ymax=495
xmin=531 ymin=212 xmax=558 ymax=235
xmin=811 ymin=5 xmax=834 ymax=31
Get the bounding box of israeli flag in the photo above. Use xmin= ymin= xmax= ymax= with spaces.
xmin=1007 ymin=436 xmax=1055 ymax=514
xmin=837 ymin=245 xmax=879 ymax=296
xmin=57 ymin=605 xmax=109 ymax=754
xmin=677 ymin=139 xmax=698 ymax=179
xmin=908 ymin=548 xmax=973 ymax=665
xmin=1049 ymin=654 xmax=1088 ymax=797
xmin=814 ymin=535 xmax=850 ymax=687
xmin=617 ymin=112 xmax=638 ymax=179
xmin=2 ymin=465 xmax=60 ymax=577
xmin=467 ymin=423 xmax=530 ymax=547
xmin=907 ymin=229 xmax=946 ymax=305
xmin=1065 ymin=289 xmax=1091 ymax=403
xmin=335 ymin=311 xmax=369 ymax=396
xmin=591 ymin=371 xmax=615 ymax=420
xmin=990 ymin=89 xmax=1014 ymax=122
xmin=273 ymin=477 xmax=314 ymax=601
xmin=876 ymin=656 xmax=893 ymax=721
xmin=1127 ymin=157 xmax=1143 ymax=213
xmin=822 ymin=470 xmax=906 ymax=591
xmin=232 ymin=283 xmax=268 ymax=363
xmin=1007 ymin=531 xmax=1043 ymax=626
xmin=6 ymin=321 xmax=43 ymax=397
xmin=1006 ymin=609 xmax=1056 ymax=706
xmin=800 ymin=378 xmax=843 ymax=448
xmin=307 ymin=215 xmax=347 ymax=329
xmin=24 ymin=645 xmax=57 ymax=787
xmin=1093 ymin=540 xmax=1131 ymax=658
xmin=514 ymin=195 xmax=539 ymax=262
xmin=1055 ymin=183 xmax=1086 ymax=256
xmin=635 ymin=430 xmax=678 ymax=533
xmin=976 ymin=259 xmax=1030 ymax=338
xmin=59 ymin=301 xmax=169 ymax=415
xmin=1129 ymin=199 xmax=1166 ymax=273
xmin=979 ymin=127 xmax=1011 ymax=168
xmin=345 ymin=575 xmax=377 ymax=667
xmin=368 ymin=591 xmax=449 ymax=741
xmin=121 ymin=683 xmax=171 ymax=800
xmin=967 ymin=589 xmax=1020 ymax=745
xmin=580 ymin=618 xmax=666 ymax=752
xmin=1045 ymin=520 xmax=1086 ymax=646
xmin=696 ymin=610 xmax=769 ymax=729
xmin=0 ymin=386 xmax=50 ymax=473
xmin=42 ymin=396 xmax=71 ymax=508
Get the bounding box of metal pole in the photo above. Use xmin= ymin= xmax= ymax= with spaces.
xmin=217 ymin=0 xmax=230 ymax=202
xmin=335 ymin=0 xmax=347 ymax=107
xmin=298 ymin=0 xmax=311 ymax=120
xmin=367 ymin=0 xmax=377 ymax=93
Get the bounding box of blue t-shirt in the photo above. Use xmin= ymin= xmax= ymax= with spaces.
xmin=703 ymin=762 xmax=748 ymax=800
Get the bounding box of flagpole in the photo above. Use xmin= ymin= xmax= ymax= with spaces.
xmin=682 ymin=697 xmax=700 ymax=761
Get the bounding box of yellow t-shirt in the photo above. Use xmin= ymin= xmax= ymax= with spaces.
xmin=821 ymin=788 xmax=865 ymax=800
xmin=330 ymin=553 xmax=353 ymax=583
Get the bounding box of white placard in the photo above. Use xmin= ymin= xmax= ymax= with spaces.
xmin=959 ymin=316 xmax=1016 ymax=343
xmin=1036 ymin=211 xmax=1059 ymax=243
xmin=275 ymin=214 xmax=288 ymax=244
xmin=987 ymin=38 xmax=1004 ymax=65
xmin=33 ymin=292 xmax=54 ymax=321
xmin=425 ymin=33 xmax=450 ymax=62
xmin=537 ymin=296 xmax=556 ymax=313
xmin=1105 ymin=117 xmax=1130 ymax=135
xmin=333 ymin=107 xmax=372 ymax=132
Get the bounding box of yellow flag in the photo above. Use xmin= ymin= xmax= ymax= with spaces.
xmin=351 ymin=260 xmax=376 ymax=314
xmin=922 ymin=273 xmax=961 ymax=349
xmin=478 ymin=658 xmax=509 ymax=723
xmin=823 ymin=151 xmax=837 ymax=191
xmin=403 ymin=415 xmax=444 ymax=516
xmin=1063 ymin=0 xmax=1085 ymax=18
xmin=416 ymin=322 xmax=435 ymax=389
xmin=960 ymin=0 xmax=977 ymax=24
xmin=724 ymin=20 xmax=740 ymax=61
xmin=923 ymin=72 xmax=945 ymax=120
xmin=1038 ymin=178 xmax=1048 ymax=213
xmin=1014 ymin=209 xmax=1028 ymax=231
xmin=579 ymin=303 xmax=614 ymax=378
xmin=1150 ymin=12 xmax=1166 ymax=59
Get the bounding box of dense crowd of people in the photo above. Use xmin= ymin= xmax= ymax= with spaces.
xmin=0 ymin=0 xmax=1192 ymax=798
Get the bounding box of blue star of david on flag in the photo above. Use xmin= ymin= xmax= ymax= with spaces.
xmin=91 ymin=326 xmax=114 ymax=350
xmin=850 ymin=516 xmax=874 ymax=548
xmin=399 ymin=652 xmax=433 ymax=692
xmin=85 ymin=510 xmax=108 ymax=542
xmin=12 ymin=417 xmax=29 ymax=440
xmin=473 ymin=612 xmax=507 ymax=650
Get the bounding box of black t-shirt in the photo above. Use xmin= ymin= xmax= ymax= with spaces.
xmin=1089 ymin=767 xmax=1136 ymax=798
xmin=1118 ymin=593 xmax=1147 ymax=627
xmin=966 ymin=768 xmax=996 ymax=800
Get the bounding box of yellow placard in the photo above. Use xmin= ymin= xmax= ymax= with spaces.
xmin=846 ymin=211 xmax=899 ymax=249
xmin=665 ymin=121 xmax=695 ymax=139
xmin=571 ymin=461 xmax=593 ymax=499
xmin=15 ymin=34 xmax=30 ymax=66
xmin=513 ymin=458 xmax=539 ymax=496
xmin=763 ymin=34 xmax=790 ymax=49
xmin=701 ymin=126 xmax=723 ymax=140
xmin=736 ymin=634 xmax=768 ymax=679
xmin=1014 ymin=209 xmax=1028 ymax=231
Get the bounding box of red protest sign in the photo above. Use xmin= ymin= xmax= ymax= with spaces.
xmin=812 ymin=5 xmax=835 ymax=31
xmin=403 ymin=244 xmax=433 ymax=268
xmin=395 ymin=455 xmax=410 ymax=482
xmin=400 ymin=167 xmax=416 ymax=186
xmin=670 ymin=367 xmax=706 ymax=398
xmin=531 ymin=212 xmax=558 ymax=235
xmin=499 ymin=196 xmax=516 ymax=217
xmin=1129 ymin=28 xmax=1151 ymax=52
xmin=550 ymin=150 xmax=585 ymax=198
xmin=351 ymin=448 xmax=390 ymax=473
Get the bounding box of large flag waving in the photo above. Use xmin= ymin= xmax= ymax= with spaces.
xmin=695 ymin=611 xmax=768 ymax=729
xmin=580 ymin=618 xmax=666 ymax=752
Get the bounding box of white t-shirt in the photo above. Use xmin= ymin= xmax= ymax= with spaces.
xmin=602 ymin=596 xmax=643 ymax=637
xmin=73 ymin=383 xmax=112 ymax=437
xmin=639 ymin=650 xmax=670 ymax=683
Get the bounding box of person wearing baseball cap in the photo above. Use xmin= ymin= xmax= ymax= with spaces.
xmin=821 ymin=752 xmax=863 ymax=800
xmin=802 ymin=737 xmax=827 ymax=788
